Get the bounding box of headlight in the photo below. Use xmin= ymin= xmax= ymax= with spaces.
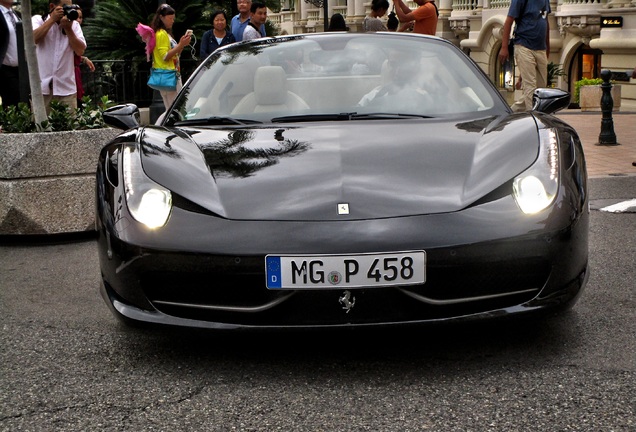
xmin=123 ymin=145 xmax=172 ymax=228
xmin=513 ymin=128 xmax=559 ymax=214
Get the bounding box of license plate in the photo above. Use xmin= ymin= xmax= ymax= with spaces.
xmin=265 ymin=251 xmax=426 ymax=289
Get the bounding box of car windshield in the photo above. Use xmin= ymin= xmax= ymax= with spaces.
xmin=167 ymin=33 xmax=500 ymax=126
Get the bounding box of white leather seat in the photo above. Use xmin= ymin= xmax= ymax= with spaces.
xmin=231 ymin=66 xmax=309 ymax=114
xmin=381 ymin=59 xmax=391 ymax=84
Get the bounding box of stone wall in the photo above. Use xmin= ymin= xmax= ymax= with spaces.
xmin=0 ymin=128 xmax=121 ymax=235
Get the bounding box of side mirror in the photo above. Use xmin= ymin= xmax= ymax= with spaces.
xmin=103 ymin=104 xmax=140 ymax=130
xmin=532 ymin=88 xmax=571 ymax=114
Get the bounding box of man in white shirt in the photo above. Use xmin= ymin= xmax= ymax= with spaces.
xmin=1 ymin=0 xmax=21 ymax=107
xmin=231 ymin=0 xmax=265 ymax=42
xmin=32 ymin=0 xmax=86 ymax=113
xmin=242 ymin=2 xmax=267 ymax=41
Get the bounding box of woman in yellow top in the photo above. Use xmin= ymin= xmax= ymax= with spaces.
xmin=150 ymin=4 xmax=192 ymax=109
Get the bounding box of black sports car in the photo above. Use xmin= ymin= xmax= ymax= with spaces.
xmin=96 ymin=32 xmax=588 ymax=330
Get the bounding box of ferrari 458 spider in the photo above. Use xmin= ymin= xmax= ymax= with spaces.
xmin=97 ymin=32 xmax=588 ymax=330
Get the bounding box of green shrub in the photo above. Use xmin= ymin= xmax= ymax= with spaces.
xmin=0 ymin=102 xmax=37 ymax=133
xmin=0 ymin=95 xmax=114 ymax=133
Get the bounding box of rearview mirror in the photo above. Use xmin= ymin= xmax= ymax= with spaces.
xmin=532 ymin=88 xmax=571 ymax=114
xmin=103 ymin=104 xmax=140 ymax=130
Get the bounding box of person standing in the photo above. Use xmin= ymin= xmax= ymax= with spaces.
xmin=363 ymin=0 xmax=390 ymax=32
xmin=498 ymin=0 xmax=550 ymax=112
xmin=327 ymin=13 xmax=348 ymax=31
xmin=393 ymin=0 xmax=438 ymax=36
xmin=386 ymin=7 xmax=413 ymax=32
xmin=32 ymin=0 xmax=86 ymax=114
xmin=242 ymin=2 xmax=267 ymax=41
xmin=150 ymin=3 xmax=191 ymax=110
xmin=200 ymin=10 xmax=235 ymax=60
xmin=1 ymin=0 xmax=22 ymax=107
xmin=231 ymin=0 xmax=265 ymax=42
xmin=73 ymin=6 xmax=94 ymax=107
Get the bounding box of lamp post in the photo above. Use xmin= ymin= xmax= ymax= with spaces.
xmin=15 ymin=21 xmax=31 ymax=104
xmin=597 ymin=69 xmax=619 ymax=146
xmin=148 ymin=0 xmax=166 ymax=124
xmin=324 ymin=0 xmax=328 ymax=31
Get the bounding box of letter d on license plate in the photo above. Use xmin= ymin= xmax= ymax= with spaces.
xmin=265 ymin=251 xmax=425 ymax=289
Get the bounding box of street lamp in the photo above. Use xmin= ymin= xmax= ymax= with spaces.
xmin=15 ymin=22 xmax=31 ymax=104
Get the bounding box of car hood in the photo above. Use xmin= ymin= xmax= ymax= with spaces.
xmin=140 ymin=115 xmax=539 ymax=220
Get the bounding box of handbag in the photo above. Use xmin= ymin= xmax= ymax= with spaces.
xmin=147 ymin=68 xmax=177 ymax=91
xmin=507 ymin=0 xmax=528 ymax=60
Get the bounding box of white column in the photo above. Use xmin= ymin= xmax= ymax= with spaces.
xmin=354 ymin=0 xmax=365 ymax=18
xmin=439 ymin=0 xmax=452 ymax=15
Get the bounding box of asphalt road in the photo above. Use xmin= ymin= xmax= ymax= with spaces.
xmin=1 ymin=177 xmax=634 ymax=431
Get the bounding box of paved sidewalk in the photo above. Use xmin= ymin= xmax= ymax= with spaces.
xmin=555 ymin=110 xmax=636 ymax=178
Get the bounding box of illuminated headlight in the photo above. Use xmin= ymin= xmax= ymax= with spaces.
xmin=513 ymin=128 xmax=559 ymax=214
xmin=123 ymin=145 xmax=172 ymax=228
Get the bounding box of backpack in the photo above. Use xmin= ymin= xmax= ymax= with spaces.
xmin=431 ymin=1 xmax=439 ymax=17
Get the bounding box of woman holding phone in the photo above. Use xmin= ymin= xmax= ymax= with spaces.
xmin=150 ymin=3 xmax=192 ymax=109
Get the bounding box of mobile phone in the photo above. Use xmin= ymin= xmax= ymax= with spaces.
xmin=185 ymin=29 xmax=193 ymax=37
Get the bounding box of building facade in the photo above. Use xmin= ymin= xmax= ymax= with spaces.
xmin=269 ymin=0 xmax=636 ymax=109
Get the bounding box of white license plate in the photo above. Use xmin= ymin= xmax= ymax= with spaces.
xmin=265 ymin=251 xmax=426 ymax=289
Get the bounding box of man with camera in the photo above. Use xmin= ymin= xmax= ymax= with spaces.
xmin=393 ymin=0 xmax=438 ymax=35
xmin=33 ymin=0 xmax=86 ymax=114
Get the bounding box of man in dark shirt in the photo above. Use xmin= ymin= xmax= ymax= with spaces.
xmin=498 ymin=0 xmax=550 ymax=112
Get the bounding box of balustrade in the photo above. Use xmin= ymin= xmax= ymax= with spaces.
xmin=451 ymin=0 xmax=478 ymax=11
xmin=488 ymin=0 xmax=510 ymax=9
xmin=561 ymin=0 xmax=602 ymax=4
xmin=307 ymin=10 xmax=320 ymax=21
xmin=332 ymin=5 xmax=347 ymax=16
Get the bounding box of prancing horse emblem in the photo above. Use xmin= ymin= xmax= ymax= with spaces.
xmin=339 ymin=290 xmax=356 ymax=313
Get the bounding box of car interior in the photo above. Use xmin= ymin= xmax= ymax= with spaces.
xmin=178 ymin=36 xmax=496 ymax=123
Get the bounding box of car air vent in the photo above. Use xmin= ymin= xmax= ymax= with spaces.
xmin=171 ymin=193 xmax=220 ymax=217
xmin=467 ymin=179 xmax=513 ymax=208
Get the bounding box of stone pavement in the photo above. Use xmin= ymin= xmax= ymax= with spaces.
xmin=555 ymin=110 xmax=636 ymax=178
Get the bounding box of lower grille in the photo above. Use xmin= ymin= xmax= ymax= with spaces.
xmin=140 ymin=257 xmax=550 ymax=326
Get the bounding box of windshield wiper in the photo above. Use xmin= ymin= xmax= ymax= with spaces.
xmin=349 ymin=112 xmax=434 ymax=120
xmin=174 ymin=116 xmax=262 ymax=126
xmin=271 ymin=113 xmax=358 ymax=123
xmin=271 ymin=112 xmax=433 ymax=123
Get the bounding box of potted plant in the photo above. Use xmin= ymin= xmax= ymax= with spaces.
xmin=0 ymin=97 xmax=120 ymax=236
xmin=547 ymin=62 xmax=565 ymax=88
xmin=575 ymin=77 xmax=621 ymax=112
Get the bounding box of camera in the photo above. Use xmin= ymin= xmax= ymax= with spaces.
xmin=62 ymin=4 xmax=79 ymax=21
